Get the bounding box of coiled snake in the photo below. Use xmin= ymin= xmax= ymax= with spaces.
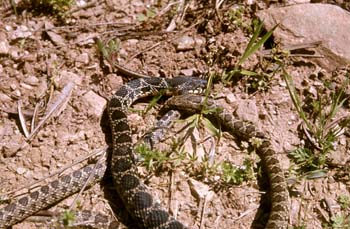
xmin=0 ymin=77 xmax=289 ymax=228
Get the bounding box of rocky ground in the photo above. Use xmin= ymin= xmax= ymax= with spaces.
xmin=0 ymin=0 xmax=350 ymax=228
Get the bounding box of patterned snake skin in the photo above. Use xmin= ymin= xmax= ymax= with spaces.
xmin=0 ymin=162 xmax=108 ymax=228
xmin=0 ymin=77 xmax=206 ymax=228
xmin=163 ymin=94 xmax=290 ymax=229
xmin=107 ymin=77 xmax=206 ymax=228
xmin=0 ymin=77 xmax=289 ymax=228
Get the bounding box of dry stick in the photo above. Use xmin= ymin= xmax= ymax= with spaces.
xmin=68 ymin=0 xmax=98 ymax=14
xmin=301 ymin=123 xmax=323 ymax=151
xmin=28 ymin=82 xmax=74 ymax=141
xmin=31 ymin=101 xmax=42 ymax=133
xmin=232 ymin=205 xmax=260 ymax=222
xmin=168 ymin=171 xmax=176 ymax=215
xmin=199 ymin=195 xmax=209 ymax=229
xmin=166 ymin=0 xmax=186 ymax=32
xmin=214 ymin=0 xmax=225 ymax=24
xmin=17 ymin=100 xmax=30 ymax=138
xmin=260 ymin=41 xmax=324 ymax=57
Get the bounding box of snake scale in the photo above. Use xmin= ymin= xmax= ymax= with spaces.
xmin=0 ymin=77 xmax=289 ymax=228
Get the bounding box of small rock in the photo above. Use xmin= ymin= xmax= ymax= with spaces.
xmin=225 ymin=93 xmax=237 ymax=104
xmin=188 ymin=178 xmax=215 ymax=201
xmin=46 ymin=31 xmax=66 ymax=46
xmin=179 ymin=68 xmax=195 ymax=76
xmin=3 ymin=142 xmax=22 ymax=157
xmin=16 ymin=167 xmax=26 ymax=175
xmin=235 ymin=99 xmax=259 ymax=124
xmin=75 ymin=53 xmax=89 ymax=65
xmin=24 ymin=75 xmax=40 ymax=86
xmin=0 ymin=40 xmax=10 ymax=55
xmin=107 ymin=74 xmax=123 ymax=90
xmin=57 ymin=70 xmax=83 ymax=87
xmin=75 ymin=32 xmax=98 ymax=46
xmin=82 ymin=91 xmax=107 ymax=117
xmin=174 ymin=35 xmax=195 ymax=51
xmin=10 ymin=25 xmax=32 ymax=40
xmin=339 ymin=136 xmax=346 ymax=146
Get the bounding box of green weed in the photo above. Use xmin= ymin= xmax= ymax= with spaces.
xmin=338 ymin=195 xmax=350 ymax=210
xmin=329 ymin=214 xmax=349 ymax=228
xmin=137 ymin=7 xmax=157 ymax=22
xmin=61 ymin=210 xmax=76 ymax=226
xmin=136 ymin=144 xmax=186 ymax=172
xmin=31 ymin=0 xmax=73 ymax=18
xmin=222 ymin=20 xmax=277 ymax=85
xmin=283 ymin=71 xmax=348 ymax=173
xmin=220 ymin=159 xmax=254 ymax=185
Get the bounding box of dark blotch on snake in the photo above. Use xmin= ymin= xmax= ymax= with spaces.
xmin=73 ymin=170 xmax=82 ymax=178
xmin=112 ymin=158 xmax=132 ymax=173
xmin=61 ymin=175 xmax=71 ymax=184
xmin=145 ymin=209 xmax=169 ymax=227
xmin=4 ymin=204 xmax=16 ymax=212
xmin=50 ymin=180 xmax=59 ymax=189
xmin=111 ymin=109 xmax=127 ymax=120
xmin=30 ymin=191 xmax=39 ymax=200
xmin=40 ymin=185 xmax=49 ymax=194
xmin=114 ymin=133 xmax=132 ymax=144
xmin=18 ymin=197 xmax=28 ymax=206
xmin=132 ymin=192 xmax=153 ymax=210
xmin=120 ymin=174 xmax=140 ymax=190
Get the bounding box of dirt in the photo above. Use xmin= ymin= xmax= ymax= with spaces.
xmin=0 ymin=1 xmax=350 ymax=228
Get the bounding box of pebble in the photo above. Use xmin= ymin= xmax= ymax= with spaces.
xmin=82 ymin=90 xmax=107 ymax=117
xmin=235 ymin=99 xmax=259 ymax=124
xmin=10 ymin=25 xmax=32 ymax=40
xmin=24 ymin=75 xmax=40 ymax=86
xmin=57 ymin=70 xmax=83 ymax=87
xmin=75 ymin=52 xmax=89 ymax=65
xmin=0 ymin=40 xmax=10 ymax=55
xmin=174 ymin=35 xmax=195 ymax=51
xmin=225 ymin=93 xmax=237 ymax=104
xmin=16 ymin=167 xmax=26 ymax=175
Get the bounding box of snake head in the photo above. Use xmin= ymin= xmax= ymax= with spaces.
xmin=169 ymin=77 xmax=207 ymax=95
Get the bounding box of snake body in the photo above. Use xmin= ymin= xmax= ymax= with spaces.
xmin=0 ymin=77 xmax=289 ymax=228
xmin=0 ymin=162 xmax=108 ymax=227
xmin=163 ymin=94 xmax=290 ymax=228
xmin=107 ymin=77 xmax=206 ymax=228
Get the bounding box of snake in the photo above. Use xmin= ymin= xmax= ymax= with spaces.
xmin=0 ymin=77 xmax=206 ymax=228
xmin=0 ymin=77 xmax=289 ymax=228
xmin=163 ymin=94 xmax=290 ymax=229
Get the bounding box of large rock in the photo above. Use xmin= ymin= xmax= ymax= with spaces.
xmin=257 ymin=3 xmax=350 ymax=71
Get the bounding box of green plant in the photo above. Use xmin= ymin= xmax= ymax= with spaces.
xmin=222 ymin=20 xmax=277 ymax=83
xmin=137 ymin=7 xmax=157 ymax=22
xmin=136 ymin=143 xmax=186 ymax=172
xmin=338 ymin=195 xmax=350 ymax=210
xmin=283 ymin=71 xmax=348 ymax=172
xmin=220 ymin=158 xmax=254 ymax=185
xmin=136 ymin=144 xmax=170 ymax=171
xmin=61 ymin=210 xmax=76 ymax=226
xmin=32 ymin=0 xmax=73 ymax=18
xmin=330 ymin=214 xmax=349 ymax=228
xmin=96 ymin=38 xmax=120 ymax=66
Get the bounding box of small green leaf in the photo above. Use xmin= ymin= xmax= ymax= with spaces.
xmin=305 ymin=169 xmax=327 ymax=179
xmin=137 ymin=13 xmax=148 ymax=21
xmin=202 ymin=117 xmax=220 ymax=137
